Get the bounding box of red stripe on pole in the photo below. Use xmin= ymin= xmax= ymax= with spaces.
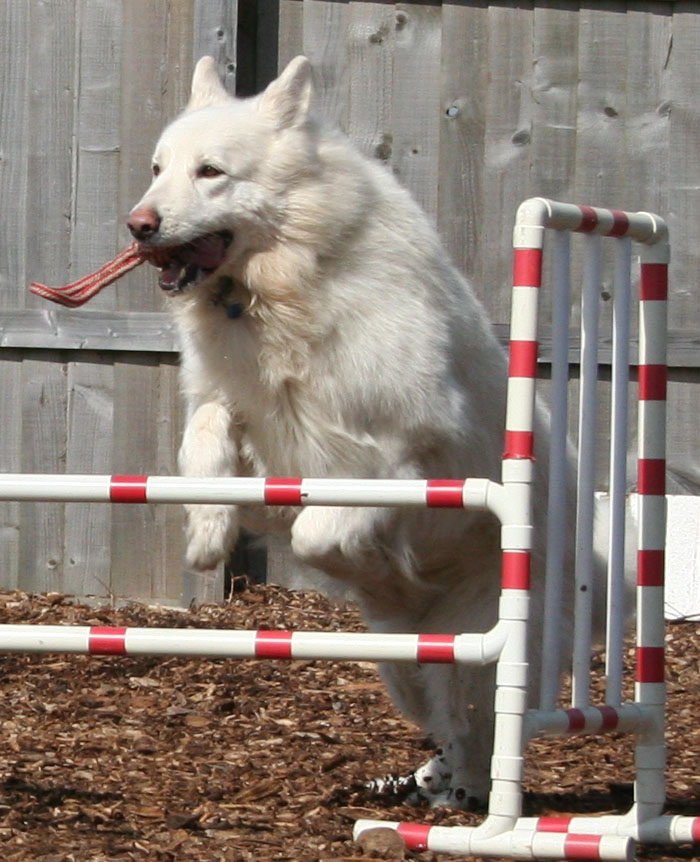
xmin=264 ymin=478 xmax=303 ymax=506
xmin=566 ymin=708 xmax=586 ymax=732
xmin=597 ymin=706 xmax=619 ymax=731
xmin=417 ymin=634 xmax=455 ymax=664
xmin=577 ymin=206 xmax=598 ymax=233
xmin=255 ymin=630 xmax=293 ymax=659
xmin=537 ymin=816 xmax=572 ymax=833
xmin=503 ymin=430 xmax=535 ymax=461
xmin=501 ymin=551 xmax=531 ymax=590
xmin=640 ymin=263 xmax=668 ymax=301
xmin=397 ymin=823 xmax=431 ymax=852
xmin=564 ymin=833 xmax=602 ymax=860
xmin=110 ymin=475 xmax=148 ymax=503
xmin=691 ymin=817 xmax=700 ymax=842
xmin=637 ymin=549 xmax=665 ymax=586
xmin=638 ymin=365 xmax=667 ymax=401
xmin=508 ymin=340 xmax=539 ymax=378
xmin=607 ymin=210 xmax=630 ymax=237
xmin=638 ymin=459 xmax=666 ymax=496
xmin=637 ymin=646 xmax=665 ymax=684
xmin=426 ymin=479 xmax=464 ymax=508
xmin=513 ymin=248 xmax=542 ymax=287
xmin=89 ymin=626 xmax=127 ymax=655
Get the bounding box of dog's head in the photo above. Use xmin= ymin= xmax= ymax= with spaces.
xmin=127 ymin=56 xmax=315 ymax=293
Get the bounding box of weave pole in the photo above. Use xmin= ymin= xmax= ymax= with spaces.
xmin=0 ymin=200 xmax=696 ymax=859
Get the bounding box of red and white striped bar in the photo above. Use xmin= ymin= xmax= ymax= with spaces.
xmin=518 ymin=814 xmax=700 ymax=846
xmin=496 ymin=234 xmax=540 ymax=827
xmin=0 ymin=624 xmax=506 ymax=665
xmin=636 ymin=245 xmax=669 ymax=705
xmin=632 ymin=238 xmax=670 ymax=821
xmin=505 ymin=232 xmax=542 ymax=463
xmin=526 ymin=703 xmax=647 ymax=738
xmin=0 ymin=474 xmax=503 ymax=510
xmin=353 ymin=819 xmax=634 ymax=861
xmin=354 ymin=812 xmax=699 ymax=855
xmin=514 ymin=199 xmax=667 ymax=243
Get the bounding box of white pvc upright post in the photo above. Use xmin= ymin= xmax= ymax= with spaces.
xmin=605 ymin=238 xmax=632 ymax=705
xmin=572 ymin=234 xmax=601 ymax=708
xmin=539 ymin=230 xmax=571 ymax=710
xmin=632 ymin=239 xmax=670 ymax=822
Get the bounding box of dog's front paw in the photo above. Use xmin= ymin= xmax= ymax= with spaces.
xmin=185 ymin=504 xmax=239 ymax=571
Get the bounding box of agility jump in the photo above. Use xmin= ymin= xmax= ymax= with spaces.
xmin=3 ymin=200 xmax=697 ymax=860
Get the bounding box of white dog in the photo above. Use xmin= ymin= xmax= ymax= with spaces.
xmin=127 ymin=56 xmax=577 ymax=807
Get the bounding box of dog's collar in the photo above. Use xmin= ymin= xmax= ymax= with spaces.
xmin=225 ymin=302 xmax=244 ymax=319
xmin=210 ymin=275 xmax=247 ymax=319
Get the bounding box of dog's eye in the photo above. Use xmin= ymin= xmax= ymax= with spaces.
xmin=197 ymin=165 xmax=224 ymax=179
xmin=152 ymin=164 xmax=160 ymax=177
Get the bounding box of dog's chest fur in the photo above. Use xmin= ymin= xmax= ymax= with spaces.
xmin=173 ymin=293 xmax=372 ymax=478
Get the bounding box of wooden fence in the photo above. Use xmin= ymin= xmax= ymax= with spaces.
xmin=0 ymin=0 xmax=697 ymax=605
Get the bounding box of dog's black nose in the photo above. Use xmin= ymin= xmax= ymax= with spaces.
xmin=127 ymin=207 xmax=161 ymax=241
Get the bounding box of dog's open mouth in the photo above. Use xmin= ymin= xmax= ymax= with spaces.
xmin=149 ymin=231 xmax=233 ymax=293
xmin=28 ymin=231 xmax=235 ymax=308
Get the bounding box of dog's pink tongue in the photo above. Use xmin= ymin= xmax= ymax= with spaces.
xmin=158 ymin=261 xmax=186 ymax=291
xmin=192 ymin=234 xmax=229 ymax=269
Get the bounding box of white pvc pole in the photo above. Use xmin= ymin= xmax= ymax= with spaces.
xmin=0 ymin=475 xmax=498 ymax=510
xmin=605 ymin=238 xmax=632 ymax=705
xmin=539 ymin=230 xmax=571 ymax=710
xmin=571 ymin=233 xmax=601 ymax=709
xmin=0 ymin=624 xmax=504 ymax=664
xmin=353 ymin=818 xmax=635 ymax=860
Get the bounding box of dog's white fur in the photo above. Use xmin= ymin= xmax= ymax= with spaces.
xmin=129 ymin=56 xmax=580 ymax=806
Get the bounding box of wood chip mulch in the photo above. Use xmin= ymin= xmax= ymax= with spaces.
xmin=0 ymin=582 xmax=697 ymax=861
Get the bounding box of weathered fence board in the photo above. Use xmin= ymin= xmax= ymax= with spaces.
xmin=0 ymin=352 xmax=23 ymax=588
xmin=0 ymin=0 xmax=241 ymax=604
xmin=0 ymin=2 xmax=30 ymax=306
xmin=64 ymin=359 xmax=114 ymax=595
xmin=0 ymin=311 xmax=178 ymax=352
xmin=481 ymin=1 xmax=536 ymax=325
xmin=437 ymin=0 xmax=488 ymax=285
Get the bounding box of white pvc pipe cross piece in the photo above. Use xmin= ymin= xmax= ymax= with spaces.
xmin=0 ymin=474 xmax=503 ymax=511
xmin=0 ymin=624 xmax=505 ymax=664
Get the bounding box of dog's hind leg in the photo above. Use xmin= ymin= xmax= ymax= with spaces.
xmin=179 ymin=400 xmax=240 ymax=571
xmin=376 ymin=660 xmax=495 ymax=809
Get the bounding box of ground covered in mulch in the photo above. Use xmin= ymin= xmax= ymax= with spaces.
xmin=0 ymin=583 xmax=697 ymax=861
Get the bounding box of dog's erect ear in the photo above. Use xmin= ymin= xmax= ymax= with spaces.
xmin=187 ymin=56 xmax=232 ymax=111
xmin=258 ymin=56 xmax=313 ymax=130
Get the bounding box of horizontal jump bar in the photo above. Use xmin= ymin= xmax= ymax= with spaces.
xmin=0 ymin=474 xmax=504 ymax=511
xmin=515 ymin=197 xmax=669 ymax=247
xmin=353 ymin=818 xmax=635 ymax=860
xmin=0 ymin=624 xmax=507 ymax=664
